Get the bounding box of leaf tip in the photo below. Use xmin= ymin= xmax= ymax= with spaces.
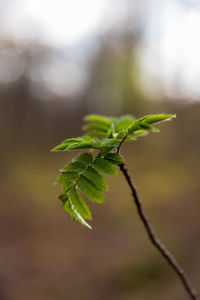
xmin=165 ymin=113 xmax=176 ymax=121
xmin=172 ymin=114 xmax=176 ymax=119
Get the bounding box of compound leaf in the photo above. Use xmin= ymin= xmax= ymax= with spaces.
xmin=53 ymin=112 xmax=175 ymax=229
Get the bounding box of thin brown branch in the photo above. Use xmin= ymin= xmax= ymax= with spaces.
xmin=119 ymin=162 xmax=198 ymax=300
xmin=117 ymin=135 xmax=127 ymax=154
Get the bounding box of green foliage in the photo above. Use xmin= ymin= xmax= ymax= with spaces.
xmin=77 ymin=175 xmax=105 ymax=203
xmin=104 ymin=153 xmax=124 ymax=164
xmin=93 ymin=158 xmax=116 ymax=175
xmin=83 ymin=166 xmax=108 ymax=191
xmin=69 ymin=188 xmax=92 ymax=220
xmin=52 ymin=113 xmax=175 ymax=229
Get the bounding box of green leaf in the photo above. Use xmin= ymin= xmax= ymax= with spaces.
xmin=53 ymin=136 xmax=102 ymax=151
xmin=139 ymin=114 xmax=176 ymax=124
xmin=84 ymin=114 xmax=112 ymax=126
xmin=55 ymin=172 xmax=79 ymax=183
xmin=66 ymin=137 xmax=102 ymax=150
xmin=116 ymin=130 xmax=126 ymax=140
xmin=63 ymin=201 xmax=92 ymax=229
xmin=63 ymin=200 xmax=73 ymax=215
xmin=114 ymin=115 xmax=135 ymax=133
xmin=58 ymin=193 xmax=69 ymax=206
xmin=100 ymin=138 xmax=119 ymax=148
xmin=83 ymin=122 xmax=110 ymax=132
xmin=128 ymin=114 xmax=176 ymax=134
xmin=83 ymin=119 xmax=112 ymax=138
xmin=97 ymin=145 xmax=117 ymax=157
xmin=73 ymin=153 xmax=93 ymax=165
xmin=51 ymin=143 xmax=69 ymax=151
xmin=83 ymin=124 xmax=109 ymax=132
xmin=93 ymin=158 xmax=116 ymax=175
xmin=62 ymin=138 xmax=84 ymax=144
xmin=66 ymin=142 xmax=91 ymax=150
xmin=139 ymin=123 xmax=158 ymax=131
xmin=77 ymin=175 xmax=105 ymax=203
xmin=60 ymin=160 xmax=86 ymax=172
xmin=62 ymin=181 xmax=74 ymax=193
xmin=69 ymin=188 xmax=92 ymax=220
xmin=51 ymin=138 xmax=84 ymax=151
xmin=132 ymin=130 xmax=147 ymax=137
xmin=85 ymin=130 xmax=108 ymax=138
xmin=83 ymin=166 xmax=108 ymax=190
xmin=124 ymin=130 xmax=148 ymax=141
xmin=104 ymin=153 xmax=124 ymax=164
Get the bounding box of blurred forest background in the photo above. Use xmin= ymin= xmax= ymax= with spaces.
xmin=0 ymin=0 xmax=200 ymax=299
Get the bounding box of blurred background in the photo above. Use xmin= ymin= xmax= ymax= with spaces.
xmin=0 ymin=0 xmax=200 ymax=299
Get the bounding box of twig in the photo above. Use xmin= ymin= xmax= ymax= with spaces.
xmin=119 ymin=162 xmax=198 ymax=300
xmin=117 ymin=135 xmax=127 ymax=154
